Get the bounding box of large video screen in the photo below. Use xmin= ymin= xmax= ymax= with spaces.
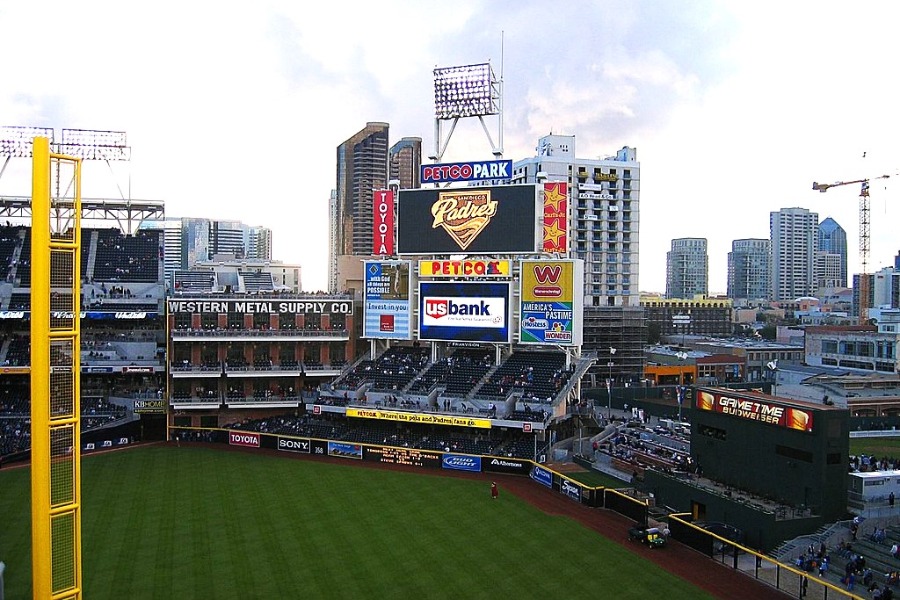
xmin=397 ymin=184 xmax=539 ymax=255
xmin=419 ymin=282 xmax=510 ymax=343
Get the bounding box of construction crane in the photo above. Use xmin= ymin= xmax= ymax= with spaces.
xmin=812 ymin=173 xmax=891 ymax=322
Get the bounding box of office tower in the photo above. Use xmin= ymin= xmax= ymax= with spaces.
xmin=334 ymin=122 xmax=390 ymax=257
xmin=666 ymin=238 xmax=708 ymax=299
xmin=247 ymin=226 xmax=273 ymax=261
xmin=728 ymin=238 xmax=771 ymax=302
xmin=814 ymin=251 xmax=844 ymax=293
xmin=770 ymin=207 xmax=818 ymax=301
xmin=140 ymin=217 xmax=274 ymax=289
xmin=818 ymin=217 xmax=848 ymax=287
xmin=389 ymin=137 xmax=422 ymax=190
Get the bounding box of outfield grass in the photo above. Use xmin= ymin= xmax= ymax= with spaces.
xmin=0 ymin=446 xmax=715 ymax=599
xmin=559 ymin=468 xmax=626 ymax=489
xmin=850 ymin=435 xmax=900 ymax=458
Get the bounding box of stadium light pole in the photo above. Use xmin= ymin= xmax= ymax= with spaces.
xmin=431 ymin=62 xmax=502 ymax=164
xmin=606 ymin=347 xmax=616 ymax=419
xmin=675 ymin=351 xmax=687 ymax=423
xmin=767 ymin=359 xmax=778 ymax=397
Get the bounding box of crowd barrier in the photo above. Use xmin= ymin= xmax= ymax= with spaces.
xmin=669 ymin=513 xmax=865 ymax=599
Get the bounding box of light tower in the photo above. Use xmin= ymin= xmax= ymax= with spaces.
xmin=431 ymin=62 xmax=503 ymax=162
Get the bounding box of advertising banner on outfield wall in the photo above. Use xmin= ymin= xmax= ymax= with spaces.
xmin=397 ymin=185 xmax=540 ymax=255
xmin=560 ymin=478 xmax=583 ymax=502
xmin=483 ymin=456 xmax=532 ymax=476
xmin=441 ymin=454 xmax=481 ymax=472
xmin=364 ymin=446 xmax=442 ymax=468
xmin=363 ymin=261 xmax=412 ymax=340
xmin=229 ymin=431 xmax=260 ymax=447
xmin=519 ymin=259 xmax=583 ymax=346
xmin=277 ymin=437 xmax=311 ymax=453
xmin=328 ymin=441 xmax=362 ymax=459
xmin=419 ymin=282 xmax=510 ymax=343
xmin=530 ymin=464 xmax=553 ymax=488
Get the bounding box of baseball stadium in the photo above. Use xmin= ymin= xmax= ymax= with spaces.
xmin=0 ymin=132 xmax=872 ymax=600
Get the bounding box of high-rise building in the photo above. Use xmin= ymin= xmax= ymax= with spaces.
xmin=770 ymin=207 xmax=818 ymax=301
xmin=818 ymin=217 xmax=848 ymax=287
xmin=247 ymin=226 xmax=273 ymax=261
xmin=328 ymin=125 xmax=421 ymax=293
xmin=814 ymin=251 xmax=844 ymax=293
xmin=513 ymin=134 xmax=644 ymax=383
xmin=389 ymin=137 xmax=422 ymax=190
xmin=210 ymin=220 xmax=248 ymax=259
xmin=513 ymin=134 xmax=639 ymax=308
xmin=871 ymin=265 xmax=900 ymax=310
xmin=334 ymin=122 xmax=390 ymax=256
xmin=141 ymin=217 xmax=274 ymax=289
xmin=727 ymin=238 xmax=771 ymax=302
xmin=666 ymin=238 xmax=708 ymax=299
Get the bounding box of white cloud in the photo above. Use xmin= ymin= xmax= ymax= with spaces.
xmin=1 ymin=0 xmax=898 ymax=293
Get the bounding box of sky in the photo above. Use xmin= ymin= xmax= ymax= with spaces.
xmin=1 ymin=1 xmax=898 ymax=294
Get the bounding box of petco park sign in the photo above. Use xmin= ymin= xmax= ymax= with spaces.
xmin=421 ymin=159 xmax=512 ymax=184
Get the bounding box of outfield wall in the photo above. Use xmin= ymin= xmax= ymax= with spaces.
xmin=168 ymin=426 xmax=651 ymax=521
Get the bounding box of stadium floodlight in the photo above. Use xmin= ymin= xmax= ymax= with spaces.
xmin=431 ymin=62 xmax=504 ymax=164
xmin=0 ymin=125 xmax=55 ymax=158
xmin=433 ymin=63 xmax=498 ymax=119
xmin=58 ymin=128 xmax=131 ymax=161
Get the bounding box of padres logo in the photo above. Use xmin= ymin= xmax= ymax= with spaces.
xmin=431 ymin=190 xmax=498 ymax=250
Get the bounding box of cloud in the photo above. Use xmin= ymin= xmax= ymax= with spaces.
xmin=2 ymin=0 xmax=897 ymax=294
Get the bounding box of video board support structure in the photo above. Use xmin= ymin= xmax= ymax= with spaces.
xmin=31 ymin=136 xmax=84 ymax=599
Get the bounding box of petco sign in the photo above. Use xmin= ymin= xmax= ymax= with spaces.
xmin=421 ymin=159 xmax=512 ymax=184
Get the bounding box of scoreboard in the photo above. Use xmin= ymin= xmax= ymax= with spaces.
xmin=364 ymin=446 xmax=441 ymax=468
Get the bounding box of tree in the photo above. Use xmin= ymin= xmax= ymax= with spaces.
xmin=758 ymin=325 xmax=776 ymax=341
xmin=647 ymin=322 xmax=661 ymax=345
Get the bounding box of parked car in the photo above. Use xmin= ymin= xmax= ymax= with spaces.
xmin=628 ymin=525 xmax=666 ymax=548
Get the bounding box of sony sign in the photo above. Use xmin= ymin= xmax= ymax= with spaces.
xmin=277 ymin=437 xmax=310 ymax=453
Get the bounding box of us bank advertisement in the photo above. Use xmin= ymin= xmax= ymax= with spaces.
xmin=364 ymin=261 xmax=412 ymax=339
xmin=519 ymin=259 xmax=583 ymax=346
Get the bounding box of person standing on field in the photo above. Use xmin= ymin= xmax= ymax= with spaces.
xmin=491 ymin=482 xmax=499 ymax=499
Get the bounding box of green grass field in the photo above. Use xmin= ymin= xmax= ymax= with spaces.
xmin=0 ymin=445 xmax=714 ymax=599
xmin=850 ymin=436 xmax=900 ymax=458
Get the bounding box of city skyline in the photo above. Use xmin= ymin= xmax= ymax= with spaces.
xmin=1 ymin=2 xmax=897 ymax=292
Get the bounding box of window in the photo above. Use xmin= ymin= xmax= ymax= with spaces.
xmin=776 ymin=445 xmax=813 ymax=463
